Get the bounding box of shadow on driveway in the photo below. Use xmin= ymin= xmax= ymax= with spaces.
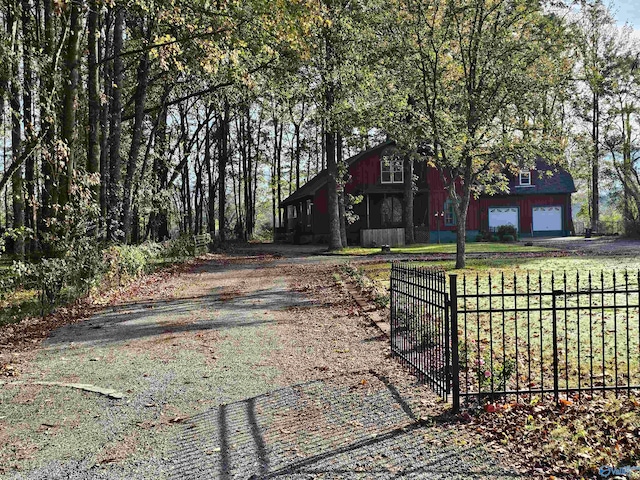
xmin=44 ymin=286 xmax=314 ymax=350
xmin=166 ymin=372 xmax=521 ymax=479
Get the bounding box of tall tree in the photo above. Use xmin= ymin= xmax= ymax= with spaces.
xmin=218 ymin=100 xmax=229 ymax=242
xmin=122 ymin=23 xmax=152 ymax=243
xmin=22 ymin=0 xmax=36 ymax=250
xmin=107 ymin=7 xmax=124 ymax=241
xmin=8 ymin=0 xmax=24 ymax=256
xmin=60 ymin=0 xmax=83 ymax=206
xmin=385 ymin=0 xmax=572 ymax=267
xmin=87 ymin=0 xmax=101 ymax=201
xmin=574 ymin=1 xmax=623 ymax=232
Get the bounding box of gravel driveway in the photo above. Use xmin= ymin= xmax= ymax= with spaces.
xmin=1 ymin=250 xmax=522 ymax=479
xmin=525 ymin=235 xmax=640 ymax=255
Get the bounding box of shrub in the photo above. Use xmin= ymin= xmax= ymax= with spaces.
xmin=163 ymin=235 xmax=194 ymax=258
xmin=475 ymin=234 xmax=484 ymax=242
xmin=3 ymin=236 xmax=203 ymax=316
xmin=502 ymin=234 xmax=515 ymax=242
xmin=35 ymin=258 xmax=68 ymax=306
xmin=497 ymin=225 xmax=518 ymax=241
xmin=491 ymin=234 xmax=499 ymax=242
xmin=103 ymin=243 xmax=163 ymax=285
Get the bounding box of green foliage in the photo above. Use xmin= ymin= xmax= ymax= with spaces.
xmin=497 ymin=225 xmax=518 ymax=242
xmin=1 ymin=238 xmax=199 ymax=318
xmin=345 ymin=194 xmax=364 ymax=225
xmin=253 ymin=223 xmax=274 ymax=242
xmin=32 ymin=258 xmax=68 ymax=307
xmin=163 ymin=235 xmax=197 ymax=258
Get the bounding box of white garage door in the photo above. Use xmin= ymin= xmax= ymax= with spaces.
xmin=488 ymin=207 xmax=519 ymax=230
xmin=533 ymin=206 xmax=562 ymax=232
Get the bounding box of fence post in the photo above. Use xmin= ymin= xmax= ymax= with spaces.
xmin=551 ymin=288 xmax=560 ymax=403
xmin=449 ymin=274 xmax=460 ymax=413
xmin=390 ymin=262 xmax=396 ymax=354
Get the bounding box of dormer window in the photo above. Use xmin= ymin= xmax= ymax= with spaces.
xmin=519 ymin=170 xmax=531 ymax=186
xmin=381 ymin=158 xmax=404 ymax=184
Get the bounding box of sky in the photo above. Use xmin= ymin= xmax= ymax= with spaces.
xmin=611 ymin=0 xmax=640 ymax=29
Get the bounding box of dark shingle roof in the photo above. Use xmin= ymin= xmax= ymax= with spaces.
xmin=508 ymin=158 xmax=576 ymax=195
xmin=280 ymin=170 xmax=328 ymax=206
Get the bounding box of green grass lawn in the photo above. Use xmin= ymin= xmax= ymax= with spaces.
xmin=362 ymin=256 xmax=640 ymax=397
xmin=336 ymin=242 xmax=551 ymax=256
xmin=361 ymin=256 xmax=640 ymax=285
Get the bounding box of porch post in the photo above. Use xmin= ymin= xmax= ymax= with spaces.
xmin=366 ymin=194 xmax=370 ymax=229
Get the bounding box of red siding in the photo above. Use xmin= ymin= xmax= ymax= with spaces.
xmin=424 ymin=167 xmax=480 ymax=231
xmin=312 ymin=187 xmax=329 ymax=234
xmin=308 ymin=150 xmax=572 ymax=239
xmin=347 ymin=152 xmax=383 ymax=192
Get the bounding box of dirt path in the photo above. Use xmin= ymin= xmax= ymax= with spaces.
xmin=1 ymin=252 xmax=521 ymax=479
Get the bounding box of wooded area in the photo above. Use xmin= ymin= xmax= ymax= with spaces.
xmin=0 ymin=0 xmax=639 ymax=268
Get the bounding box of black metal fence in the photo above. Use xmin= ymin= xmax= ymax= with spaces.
xmin=390 ymin=263 xmax=452 ymax=403
xmin=390 ymin=263 xmax=640 ymax=410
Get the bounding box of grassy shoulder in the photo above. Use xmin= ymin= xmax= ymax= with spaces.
xmin=335 ymin=242 xmax=552 ymax=256
xmin=0 ymin=239 xmax=201 ymax=329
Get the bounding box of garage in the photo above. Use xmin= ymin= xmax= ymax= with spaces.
xmin=532 ymin=206 xmax=562 ymax=232
xmin=488 ymin=207 xmax=519 ymax=230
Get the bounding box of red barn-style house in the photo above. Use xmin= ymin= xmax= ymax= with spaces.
xmin=280 ymin=141 xmax=576 ymax=246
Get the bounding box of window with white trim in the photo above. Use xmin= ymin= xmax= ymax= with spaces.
xmin=381 ymin=158 xmax=404 ymax=184
xmin=519 ymin=170 xmax=532 ymax=186
xmin=444 ymin=199 xmax=457 ymax=226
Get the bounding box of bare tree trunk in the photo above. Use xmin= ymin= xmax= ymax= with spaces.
xmin=295 ymin=122 xmax=301 ymax=190
xmin=107 ymin=7 xmax=124 ymax=242
xmin=39 ymin=0 xmax=56 ymax=245
xmin=205 ymin=113 xmax=216 ymax=237
xmin=218 ymin=100 xmax=229 ymax=242
xmin=404 ymin=156 xmax=414 ymax=244
xmin=623 ymin=108 xmax=632 ymax=229
xmin=152 ymin=103 xmax=169 ymax=241
xmin=453 ymin=158 xmax=473 ymax=269
xmin=245 ymin=105 xmax=254 ymax=238
xmin=60 ymin=0 xmax=82 ymax=206
xmin=252 ymin=111 xmax=261 ymax=238
xmin=591 ymin=91 xmax=599 ymax=232
xmin=336 ymin=132 xmax=347 ymax=247
xmin=87 ymin=0 xmax=101 ymax=212
xmin=99 ymin=9 xmax=113 ymax=234
xmin=326 ymin=127 xmax=342 ymax=250
xmin=22 ymin=0 xmax=36 ymax=252
xmin=122 ymin=46 xmax=150 ymax=243
xmin=271 ymin=116 xmax=278 ymax=235
xmin=195 ymin=155 xmax=202 ymax=235
xmin=277 ymin=121 xmax=283 ymax=228
xmin=184 ymin=161 xmax=192 ymax=235
xmin=8 ymin=0 xmax=24 ymax=256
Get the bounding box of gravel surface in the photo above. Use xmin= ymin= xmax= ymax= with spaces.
xmin=166 ymin=372 xmax=520 ymax=479
xmin=524 ymin=235 xmax=640 ymax=255
xmin=2 ymin=249 xmax=522 ymax=479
